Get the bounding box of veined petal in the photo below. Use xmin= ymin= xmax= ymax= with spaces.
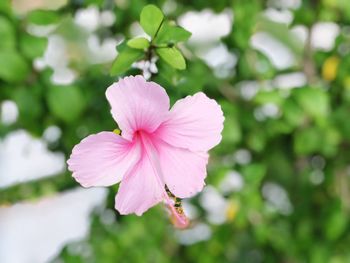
xmin=155 ymin=92 xmax=224 ymax=152
xmin=115 ymin=154 xmax=164 ymax=216
xmin=105 ymin=75 xmax=170 ymax=140
xmin=67 ymin=132 xmax=140 ymax=187
xmin=155 ymin=138 xmax=209 ymax=198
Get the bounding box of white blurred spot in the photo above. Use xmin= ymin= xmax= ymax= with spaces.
xmin=254 ymin=103 xmax=280 ymax=121
xmin=162 ymin=0 xmax=177 ymax=15
xmin=264 ymin=8 xmax=293 ymax=25
xmin=129 ymin=22 xmax=150 ymax=39
xmin=27 ymin=24 xmax=57 ymax=37
xmin=178 ymin=9 xmax=232 ymax=44
xmin=43 ymin=126 xmax=62 ymax=143
xmin=74 ymin=6 xmax=100 ymax=32
xmin=99 ymin=209 xmax=116 ymax=226
xmin=238 ymin=81 xmax=260 ymax=100
xmin=311 ymin=22 xmax=340 ymax=51
xmin=74 ymin=7 xmax=116 ymax=31
xmin=176 ymin=223 xmax=212 ymax=245
xmin=44 ymin=35 xmax=66 ymax=65
xmin=261 ymin=103 xmax=280 ymax=118
xmin=197 ymin=43 xmax=237 ymax=78
xmin=133 ymin=57 xmax=158 ymax=80
xmin=234 ymin=149 xmax=252 ymax=165
xmin=182 ymin=200 xmax=199 ymax=220
xmin=40 ymin=35 xmax=76 ymax=85
xmin=199 ymin=186 xmax=228 ymax=225
xmin=273 ymin=72 xmax=306 ymax=89
xmin=0 ymin=187 xmax=107 ymax=263
xmin=267 ymin=0 xmax=301 ymax=9
xmin=1 ymin=101 xmax=18 ymax=125
xmin=262 ymin=182 xmax=293 ymax=215
xmin=100 ymin=11 xmax=116 ymax=27
xmin=51 ymin=68 xmax=76 ymax=85
xmin=291 ymin=25 xmax=308 ymax=44
xmin=87 ymin=35 xmax=117 ymax=64
xmin=310 ymin=170 xmax=324 ymax=185
xmin=0 ymin=130 xmax=65 ymax=188
xmin=251 ymin=32 xmax=295 ymax=70
xmin=219 ymin=170 xmax=244 ymax=194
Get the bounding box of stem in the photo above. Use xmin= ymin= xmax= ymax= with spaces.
xmin=143 ymin=19 xmax=164 ymax=78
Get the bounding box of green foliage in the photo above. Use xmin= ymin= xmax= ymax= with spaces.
xmin=156 ymin=47 xmax=186 ymax=70
xmin=27 ymin=10 xmax=60 ymax=25
xmin=0 ymin=50 xmax=29 ymax=82
xmin=111 ymin=4 xmax=190 ymax=76
xmin=2 ymin=1 xmax=350 ymax=263
xmin=47 ymin=85 xmax=86 ymax=123
xmin=19 ymin=34 xmax=48 ymax=59
xmin=140 ymin=4 xmax=164 ymax=38
xmin=127 ymin=37 xmax=150 ymax=49
xmin=110 ymin=43 xmax=144 ymax=75
xmin=155 ymin=23 xmax=192 ymax=44
xmin=0 ymin=16 xmax=16 ymax=49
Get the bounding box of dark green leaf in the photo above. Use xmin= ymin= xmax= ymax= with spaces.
xmin=110 ymin=44 xmax=144 ymax=76
xmin=156 ymin=47 xmax=186 ymax=70
xmin=140 ymin=5 xmax=164 ymax=38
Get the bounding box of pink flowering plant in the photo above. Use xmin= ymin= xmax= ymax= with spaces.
xmin=67 ymin=75 xmax=224 ymax=228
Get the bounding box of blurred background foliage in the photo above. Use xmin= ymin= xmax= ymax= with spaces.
xmin=1 ymin=0 xmax=350 ymax=262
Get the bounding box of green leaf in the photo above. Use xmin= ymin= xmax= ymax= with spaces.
xmin=0 ymin=16 xmax=15 ymax=50
xmin=20 ymin=34 xmax=48 ymax=59
xmin=110 ymin=43 xmax=144 ymax=76
xmin=155 ymin=23 xmax=191 ymax=44
xmin=294 ymin=127 xmax=322 ymax=155
xmin=140 ymin=5 xmax=164 ymax=38
xmin=0 ymin=1 xmax=11 ymax=15
xmin=293 ymin=87 xmax=329 ymax=120
xmin=156 ymin=47 xmax=186 ymax=70
xmin=127 ymin=37 xmax=150 ymax=49
xmin=27 ymin=10 xmax=60 ymax=25
xmin=0 ymin=51 xmax=29 ymax=82
xmin=13 ymin=87 xmax=43 ymax=122
xmin=47 ymin=85 xmax=86 ymax=123
xmin=325 ymin=206 xmax=347 ymax=241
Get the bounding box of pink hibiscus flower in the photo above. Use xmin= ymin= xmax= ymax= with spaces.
xmin=67 ymin=75 xmax=224 ymax=228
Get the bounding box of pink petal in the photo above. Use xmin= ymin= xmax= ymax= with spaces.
xmin=115 ymin=155 xmax=164 ymax=216
xmin=105 ymin=75 xmax=170 ymax=140
xmin=155 ymin=92 xmax=224 ymax=152
xmin=67 ymin=132 xmax=140 ymax=187
xmin=155 ymin=139 xmax=209 ymax=198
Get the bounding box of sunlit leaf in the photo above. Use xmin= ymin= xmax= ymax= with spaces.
xmin=156 ymin=47 xmax=186 ymax=70
xmin=155 ymin=23 xmax=191 ymax=44
xmin=140 ymin=5 xmax=164 ymax=38
xmin=127 ymin=37 xmax=150 ymax=49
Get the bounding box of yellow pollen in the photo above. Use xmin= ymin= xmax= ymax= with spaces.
xmin=113 ymin=129 xmax=121 ymax=135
